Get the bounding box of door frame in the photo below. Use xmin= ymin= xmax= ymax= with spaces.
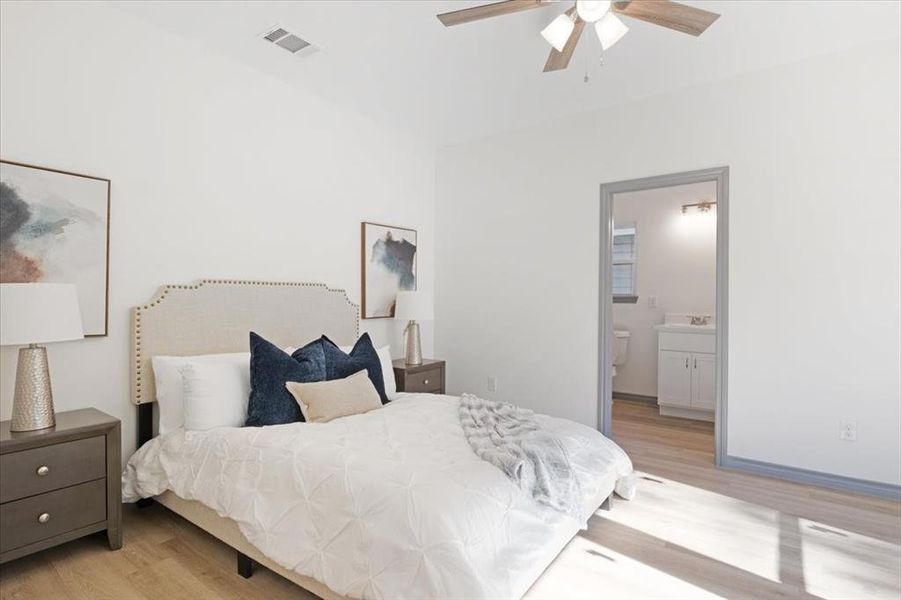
xmin=597 ymin=166 xmax=729 ymax=465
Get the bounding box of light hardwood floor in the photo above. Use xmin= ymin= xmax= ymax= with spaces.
xmin=2 ymin=400 xmax=899 ymax=599
xmin=528 ymin=401 xmax=901 ymax=598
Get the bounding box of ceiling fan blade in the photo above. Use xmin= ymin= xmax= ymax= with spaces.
xmin=437 ymin=0 xmax=544 ymax=27
xmin=543 ymin=13 xmax=585 ymax=72
xmin=613 ymin=0 xmax=719 ymax=36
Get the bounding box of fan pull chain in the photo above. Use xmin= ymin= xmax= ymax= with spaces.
xmin=585 ymin=52 xmax=606 ymax=83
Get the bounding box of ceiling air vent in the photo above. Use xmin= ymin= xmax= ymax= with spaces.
xmin=261 ymin=25 xmax=318 ymax=57
xmin=263 ymin=27 xmax=289 ymax=43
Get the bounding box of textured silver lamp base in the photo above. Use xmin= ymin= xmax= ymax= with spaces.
xmin=404 ymin=320 xmax=422 ymax=366
xmin=10 ymin=344 xmax=56 ymax=432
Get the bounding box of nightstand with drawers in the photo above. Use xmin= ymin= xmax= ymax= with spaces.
xmin=393 ymin=359 xmax=446 ymax=394
xmin=0 ymin=408 xmax=122 ymax=564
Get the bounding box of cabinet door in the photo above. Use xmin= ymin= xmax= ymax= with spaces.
xmin=658 ymin=350 xmax=692 ymax=407
xmin=691 ymin=353 xmax=716 ymax=410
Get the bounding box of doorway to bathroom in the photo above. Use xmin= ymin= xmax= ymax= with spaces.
xmin=597 ymin=167 xmax=728 ymax=465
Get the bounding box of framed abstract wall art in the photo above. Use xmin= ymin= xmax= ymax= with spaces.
xmin=361 ymin=221 xmax=417 ymax=319
xmin=0 ymin=160 xmax=110 ymax=336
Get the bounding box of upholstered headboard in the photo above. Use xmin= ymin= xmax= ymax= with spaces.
xmin=131 ymin=279 xmax=359 ymax=407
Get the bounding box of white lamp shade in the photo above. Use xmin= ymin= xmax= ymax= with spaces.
xmin=541 ymin=13 xmax=575 ymax=52
xmin=0 ymin=283 xmax=84 ymax=345
xmin=394 ymin=291 xmax=434 ymax=321
xmin=576 ymin=0 xmax=611 ymax=23
xmin=595 ymin=12 xmax=629 ymax=50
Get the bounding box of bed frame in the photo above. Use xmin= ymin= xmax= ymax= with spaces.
xmin=132 ymin=278 xmax=613 ymax=599
xmin=132 ymin=279 xmax=358 ymax=599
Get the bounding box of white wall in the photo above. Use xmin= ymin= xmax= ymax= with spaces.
xmin=436 ymin=38 xmax=901 ymax=485
xmin=0 ymin=2 xmax=435 ymax=462
xmin=612 ymin=182 xmax=717 ymax=398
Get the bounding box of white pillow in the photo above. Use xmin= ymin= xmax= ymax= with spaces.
xmin=378 ymin=347 xmax=397 ymax=399
xmin=339 ymin=344 xmax=397 ymax=400
xmin=182 ymin=361 xmax=250 ymax=431
xmin=151 ymin=352 xmax=249 ymax=434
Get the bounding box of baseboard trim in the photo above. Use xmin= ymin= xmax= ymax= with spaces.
xmin=659 ymin=405 xmax=714 ymax=422
xmin=612 ymin=392 xmax=657 ymax=404
xmin=721 ymin=455 xmax=901 ymax=500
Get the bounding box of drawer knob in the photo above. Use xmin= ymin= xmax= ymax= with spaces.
xmin=424 ymin=379 xmax=429 ymax=385
xmin=36 ymin=465 xmax=50 ymax=477
xmin=38 ymin=513 xmax=51 ymax=524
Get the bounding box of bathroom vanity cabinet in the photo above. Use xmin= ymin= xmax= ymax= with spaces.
xmin=655 ymin=324 xmax=716 ymax=421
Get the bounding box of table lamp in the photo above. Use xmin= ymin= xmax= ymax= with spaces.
xmin=394 ymin=291 xmax=433 ymax=366
xmin=0 ymin=283 xmax=84 ymax=431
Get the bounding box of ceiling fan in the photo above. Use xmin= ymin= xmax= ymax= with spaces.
xmin=436 ymin=0 xmax=720 ymax=72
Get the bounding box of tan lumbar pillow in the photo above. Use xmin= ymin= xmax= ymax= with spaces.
xmin=286 ymin=369 xmax=382 ymax=423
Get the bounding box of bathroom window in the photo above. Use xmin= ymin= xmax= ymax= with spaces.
xmin=612 ymin=224 xmax=637 ymax=303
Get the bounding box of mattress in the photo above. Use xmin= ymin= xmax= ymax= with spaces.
xmin=123 ymin=393 xmax=634 ymax=599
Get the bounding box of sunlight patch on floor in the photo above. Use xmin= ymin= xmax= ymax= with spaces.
xmin=601 ymin=471 xmax=783 ymax=583
xmin=526 ymin=534 xmax=722 ymax=599
xmin=581 ymin=471 xmax=901 ymax=599
xmin=799 ymin=517 xmax=901 ymax=599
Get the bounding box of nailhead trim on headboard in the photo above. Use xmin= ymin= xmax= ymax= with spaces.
xmin=132 ymin=279 xmax=360 ymax=405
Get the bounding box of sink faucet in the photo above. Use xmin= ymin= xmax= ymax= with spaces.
xmin=690 ymin=315 xmax=710 ymax=326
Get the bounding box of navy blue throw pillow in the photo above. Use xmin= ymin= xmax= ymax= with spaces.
xmin=246 ymin=332 xmax=326 ymax=427
xmin=321 ymin=333 xmax=388 ymax=404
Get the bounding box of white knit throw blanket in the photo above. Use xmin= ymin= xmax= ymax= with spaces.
xmin=458 ymin=393 xmax=583 ymax=519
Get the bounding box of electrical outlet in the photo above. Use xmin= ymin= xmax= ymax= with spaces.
xmin=648 ymin=296 xmax=657 ymax=309
xmin=840 ymin=420 xmax=857 ymax=442
xmin=487 ymin=376 xmax=498 ymax=392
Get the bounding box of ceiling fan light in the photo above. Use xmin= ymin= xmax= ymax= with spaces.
xmin=541 ymin=13 xmax=575 ymax=52
xmin=595 ymin=12 xmax=628 ymax=50
xmin=576 ymin=0 xmax=611 ymax=23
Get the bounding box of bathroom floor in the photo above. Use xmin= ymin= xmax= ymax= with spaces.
xmin=612 ymin=398 xmax=714 ymax=455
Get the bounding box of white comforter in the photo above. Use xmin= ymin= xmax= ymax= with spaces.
xmin=122 ymin=394 xmax=634 ymax=600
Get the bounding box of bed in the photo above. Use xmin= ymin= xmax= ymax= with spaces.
xmin=123 ymin=279 xmax=634 ymax=600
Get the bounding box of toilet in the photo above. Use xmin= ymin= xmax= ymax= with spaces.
xmin=612 ymin=329 xmax=630 ymax=377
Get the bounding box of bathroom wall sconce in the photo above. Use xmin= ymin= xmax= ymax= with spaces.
xmin=681 ymin=200 xmax=717 ymax=214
